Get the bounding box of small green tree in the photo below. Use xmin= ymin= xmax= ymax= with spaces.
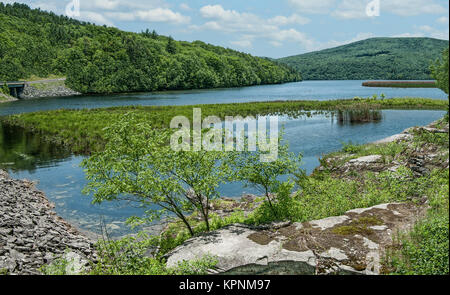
xmin=82 ymin=114 xmax=233 ymax=236
xmin=151 ymin=30 xmax=158 ymax=40
xmin=234 ymin=133 xmax=304 ymax=219
xmin=431 ymin=47 xmax=449 ymax=95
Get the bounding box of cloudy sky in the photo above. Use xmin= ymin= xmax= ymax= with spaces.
xmin=4 ymin=0 xmax=450 ymax=58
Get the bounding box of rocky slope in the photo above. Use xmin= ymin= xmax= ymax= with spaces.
xmin=0 ymin=170 xmax=96 ymax=275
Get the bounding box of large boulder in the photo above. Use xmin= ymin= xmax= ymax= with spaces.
xmin=166 ymin=202 xmax=427 ymax=275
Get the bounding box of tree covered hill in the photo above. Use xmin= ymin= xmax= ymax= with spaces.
xmin=277 ymin=37 xmax=449 ymax=80
xmin=0 ymin=3 xmax=301 ymax=94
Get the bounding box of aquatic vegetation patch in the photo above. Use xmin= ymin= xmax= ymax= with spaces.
xmin=1 ymin=98 xmax=447 ymax=154
xmin=362 ymin=81 xmax=437 ymax=88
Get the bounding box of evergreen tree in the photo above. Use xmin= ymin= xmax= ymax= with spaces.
xmin=166 ymin=36 xmax=177 ymax=54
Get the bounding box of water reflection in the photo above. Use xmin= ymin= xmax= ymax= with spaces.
xmin=0 ymin=123 xmax=72 ymax=172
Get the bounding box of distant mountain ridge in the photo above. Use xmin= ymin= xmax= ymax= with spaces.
xmin=277 ymin=37 xmax=449 ymax=80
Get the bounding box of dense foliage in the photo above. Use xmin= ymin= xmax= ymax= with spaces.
xmin=278 ymin=37 xmax=449 ymax=80
xmin=431 ymin=47 xmax=449 ymax=95
xmin=0 ymin=2 xmax=300 ymax=93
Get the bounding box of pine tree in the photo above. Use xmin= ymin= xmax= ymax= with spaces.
xmin=166 ymin=36 xmax=177 ymax=54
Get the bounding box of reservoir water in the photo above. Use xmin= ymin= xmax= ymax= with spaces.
xmin=0 ymin=81 xmax=447 ymax=237
xmin=0 ymin=80 xmax=447 ymax=116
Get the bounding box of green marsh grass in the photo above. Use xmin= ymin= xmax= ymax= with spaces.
xmin=1 ymin=98 xmax=447 ymax=154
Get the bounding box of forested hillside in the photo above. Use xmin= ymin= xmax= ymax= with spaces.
xmin=0 ymin=3 xmax=301 ymax=93
xmin=278 ymin=37 xmax=449 ymax=80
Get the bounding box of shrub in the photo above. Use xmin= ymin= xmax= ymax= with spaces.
xmin=388 ymin=213 xmax=449 ymax=275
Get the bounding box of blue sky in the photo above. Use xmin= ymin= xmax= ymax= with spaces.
xmin=4 ymin=0 xmax=450 ymax=58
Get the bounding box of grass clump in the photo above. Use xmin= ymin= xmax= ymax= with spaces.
xmin=335 ymin=102 xmax=383 ymax=124
xmin=387 ymin=214 xmax=449 ymax=275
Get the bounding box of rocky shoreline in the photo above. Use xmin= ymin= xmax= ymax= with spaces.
xmin=19 ymin=82 xmax=80 ymax=100
xmin=1 ymin=79 xmax=80 ymax=102
xmin=0 ymin=170 xmax=96 ymax=275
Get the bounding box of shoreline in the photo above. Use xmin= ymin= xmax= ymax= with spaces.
xmin=0 ymin=93 xmax=18 ymax=104
xmin=19 ymin=80 xmax=81 ymax=100
xmin=0 ymin=170 xmax=96 ymax=275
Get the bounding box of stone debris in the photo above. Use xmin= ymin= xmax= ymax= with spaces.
xmin=349 ymin=155 xmax=382 ymax=164
xmin=19 ymin=84 xmax=80 ymax=100
xmin=373 ymin=134 xmax=412 ymax=144
xmin=0 ymin=170 xmax=96 ymax=275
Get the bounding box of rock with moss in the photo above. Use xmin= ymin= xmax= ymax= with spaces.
xmin=165 ymin=202 xmax=427 ymax=275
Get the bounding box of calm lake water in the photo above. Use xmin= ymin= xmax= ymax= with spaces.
xmin=0 ymin=80 xmax=447 ymax=116
xmin=0 ymin=80 xmax=447 ymax=237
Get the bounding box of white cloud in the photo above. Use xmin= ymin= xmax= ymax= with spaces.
xmin=288 ymin=0 xmax=336 ymax=14
xmin=394 ymin=25 xmax=449 ymax=40
xmin=268 ymin=14 xmax=310 ymax=26
xmin=22 ymin=0 xmax=190 ymax=26
xmin=437 ymin=16 xmax=449 ymax=25
xmin=332 ymin=0 xmax=370 ymax=19
xmin=179 ymin=3 xmax=192 ymax=11
xmin=83 ymin=0 xmax=169 ymax=11
xmin=272 ymin=29 xmax=315 ymax=48
xmin=230 ymin=39 xmax=253 ymax=48
xmin=91 ymin=0 xmax=121 ymax=10
xmin=417 ymin=25 xmax=449 ymax=40
xmin=80 ymin=11 xmax=114 ymax=26
xmin=197 ymin=5 xmax=315 ymax=50
xmin=105 ymin=12 xmax=135 ymax=21
xmin=270 ymin=41 xmax=283 ymax=47
xmin=289 ymin=0 xmax=446 ymax=19
xmin=383 ymin=0 xmax=445 ymax=16
xmin=137 ymin=8 xmax=190 ymax=24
